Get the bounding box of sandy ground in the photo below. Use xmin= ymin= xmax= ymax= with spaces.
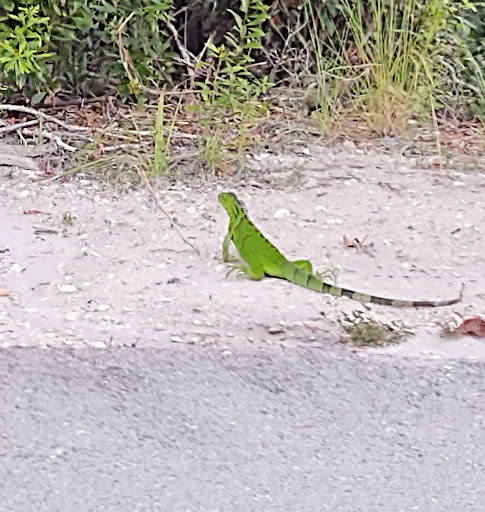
xmin=1 ymin=142 xmax=484 ymax=359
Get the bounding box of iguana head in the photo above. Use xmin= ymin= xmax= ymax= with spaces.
xmin=218 ymin=192 xmax=245 ymax=217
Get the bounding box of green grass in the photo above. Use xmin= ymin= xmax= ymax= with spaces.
xmin=307 ymin=0 xmax=482 ymax=136
xmin=150 ymin=90 xmax=181 ymax=175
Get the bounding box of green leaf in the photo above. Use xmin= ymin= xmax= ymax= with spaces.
xmin=228 ymin=9 xmax=243 ymax=32
xmin=248 ymin=28 xmax=264 ymax=39
xmin=31 ymin=90 xmax=46 ymax=104
xmin=241 ymin=0 xmax=250 ymax=16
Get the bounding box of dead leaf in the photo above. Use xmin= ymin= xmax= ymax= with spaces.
xmin=342 ymin=234 xmax=374 ymax=254
xmin=0 ymin=290 xmax=11 ymax=297
xmin=343 ymin=234 xmax=353 ymax=247
xmin=41 ymin=168 xmax=56 ymax=178
xmin=457 ymin=317 xmax=485 ymax=338
xmin=23 ymin=209 xmax=43 ymax=215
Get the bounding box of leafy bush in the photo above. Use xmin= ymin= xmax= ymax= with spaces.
xmin=193 ymin=0 xmax=273 ymax=172
xmin=196 ymin=0 xmax=272 ymax=114
xmin=0 ymin=0 xmax=482 ymax=125
xmin=0 ymin=5 xmax=55 ymax=99
xmin=0 ymin=0 xmax=176 ymax=101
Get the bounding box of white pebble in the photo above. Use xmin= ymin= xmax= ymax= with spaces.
xmin=58 ymin=284 xmax=77 ymax=293
xmin=274 ymin=209 xmax=290 ymax=218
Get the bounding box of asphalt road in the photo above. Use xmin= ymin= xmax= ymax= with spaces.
xmin=1 ymin=346 xmax=484 ymax=511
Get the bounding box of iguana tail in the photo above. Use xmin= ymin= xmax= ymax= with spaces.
xmin=281 ymin=263 xmax=463 ymax=307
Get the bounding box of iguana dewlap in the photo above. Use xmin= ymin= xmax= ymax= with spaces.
xmin=218 ymin=192 xmax=462 ymax=307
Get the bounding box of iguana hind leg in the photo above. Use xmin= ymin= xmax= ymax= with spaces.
xmin=291 ymin=259 xmax=313 ymax=274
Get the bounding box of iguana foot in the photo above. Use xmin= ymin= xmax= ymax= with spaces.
xmin=226 ymin=263 xmax=264 ymax=280
xmin=314 ymin=267 xmax=339 ymax=284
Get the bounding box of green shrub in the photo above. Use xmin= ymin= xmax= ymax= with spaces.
xmin=0 ymin=0 xmax=176 ymax=100
xmin=0 ymin=4 xmax=55 ymax=99
xmin=193 ymin=0 xmax=273 ymax=172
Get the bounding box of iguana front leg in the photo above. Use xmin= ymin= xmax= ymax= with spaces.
xmin=222 ymin=213 xmax=245 ymax=262
xmin=222 ymin=230 xmax=234 ymax=262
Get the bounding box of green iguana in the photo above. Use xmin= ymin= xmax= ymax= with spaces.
xmin=218 ymin=192 xmax=462 ymax=307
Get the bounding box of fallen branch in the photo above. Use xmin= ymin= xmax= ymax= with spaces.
xmin=0 ymin=119 xmax=39 ymax=135
xmin=0 ymin=104 xmax=90 ymax=132
xmin=0 ymin=151 xmax=39 ymax=171
xmin=23 ymin=128 xmax=77 ymax=152
xmin=165 ymin=20 xmax=197 ymax=88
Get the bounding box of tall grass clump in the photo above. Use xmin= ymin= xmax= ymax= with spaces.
xmin=308 ymin=0 xmax=483 ymax=135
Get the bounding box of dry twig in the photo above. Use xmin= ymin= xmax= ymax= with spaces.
xmin=115 ymin=13 xmax=143 ymax=90
xmin=165 ymin=20 xmax=197 ymax=88
xmin=135 ymin=163 xmax=199 ymax=255
xmin=0 ymin=119 xmax=39 ymax=135
xmin=0 ymin=104 xmax=90 ymax=132
xmin=22 ymin=128 xmax=77 ymax=152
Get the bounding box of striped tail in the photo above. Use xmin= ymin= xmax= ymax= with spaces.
xmin=285 ymin=265 xmax=463 ymax=308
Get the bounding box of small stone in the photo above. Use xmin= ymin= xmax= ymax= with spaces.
xmin=89 ymin=341 xmax=106 ymax=348
xmin=342 ymin=140 xmax=356 ymax=151
xmin=274 ymin=208 xmax=290 ymax=219
xmin=58 ymin=284 xmax=77 ymax=293
xmin=268 ymin=327 xmax=285 ymax=335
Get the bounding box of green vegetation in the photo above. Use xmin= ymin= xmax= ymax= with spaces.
xmin=0 ymin=0 xmax=175 ymax=101
xmin=61 ymin=211 xmax=76 ymax=226
xmin=150 ymin=91 xmax=181 ymax=175
xmin=191 ymin=0 xmax=272 ymax=173
xmin=0 ymin=5 xmax=55 ymax=99
xmin=0 ymin=0 xmax=483 ymax=174
xmin=341 ymin=310 xmax=412 ymax=347
xmin=307 ymin=0 xmax=485 ymax=134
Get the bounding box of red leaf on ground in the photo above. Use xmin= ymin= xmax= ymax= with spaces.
xmin=457 ymin=317 xmax=485 ymax=337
